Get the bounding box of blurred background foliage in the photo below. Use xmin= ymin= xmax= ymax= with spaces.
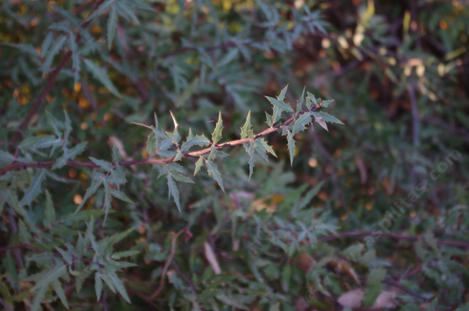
xmin=0 ymin=0 xmax=468 ymax=310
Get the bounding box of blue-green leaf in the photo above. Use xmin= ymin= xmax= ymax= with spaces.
xmin=296 ymin=87 xmax=306 ymax=112
xmin=181 ymin=134 xmax=210 ymax=153
xmin=95 ymin=273 xmax=103 ymax=301
xmin=107 ymin=4 xmax=118 ymax=50
xmin=245 ymin=143 xmax=255 ymax=179
xmin=167 ymin=175 xmax=181 ymax=211
xmin=278 ymin=84 xmax=288 ymax=101
xmin=194 ymin=156 xmax=204 ymax=176
xmin=0 ymin=150 xmax=15 ymax=166
xmin=107 ymin=270 xmax=130 ymax=303
xmin=69 ymin=32 xmax=80 ymax=83
xmin=20 ymin=170 xmax=46 ymax=206
xmin=84 ymin=59 xmax=121 ymax=97
xmin=52 ymin=280 xmax=69 ymax=309
xmin=313 ymin=111 xmax=344 ymax=125
xmin=259 ymin=139 xmax=276 ymax=158
xmin=110 ymin=189 xmax=133 ymax=204
xmin=266 ymin=96 xmax=293 ymax=113
xmin=41 ymin=35 xmax=66 ymax=73
xmin=19 ymin=135 xmax=61 ymax=151
xmin=43 ymin=190 xmax=56 ymax=226
xmin=291 ymin=112 xmax=312 ymax=135
xmin=53 ymin=142 xmax=87 ymax=169
xmin=89 ymin=157 xmax=114 ymax=172
xmin=206 ymin=160 xmax=224 ymax=191
xmin=88 ymin=0 xmax=115 ymax=21
xmin=76 ymin=173 xmax=103 ymax=211
xmin=286 ymin=130 xmax=295 ymax=166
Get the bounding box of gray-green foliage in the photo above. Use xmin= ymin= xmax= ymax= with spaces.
xmin=1 ymin=0 xmax=468 ymax=310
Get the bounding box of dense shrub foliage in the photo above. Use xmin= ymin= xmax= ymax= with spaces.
xmin=1 ymin=1 xmax=468 ymax=310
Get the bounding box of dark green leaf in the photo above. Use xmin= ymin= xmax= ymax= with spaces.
xmin=206 ymin=160 xmax=224 ymax=191
xmin=20 ymin=170 xmax=46 ymax=206
xmin=84 ymin=59 xmax=121 ymax=97
xmin=107 ymin=5 xmax=117 ymax=50
xmin=167 ymin=175 xmax=181 ymax=211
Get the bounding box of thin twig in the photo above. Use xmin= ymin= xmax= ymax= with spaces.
xmin=14 ymin=0 xmax=104 ymax=142
xmin=149 ymin=230 xmax=183 ymax=300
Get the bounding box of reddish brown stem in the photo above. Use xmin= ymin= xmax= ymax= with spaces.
xmin=0 ymin=109 xmax=303 ymax=176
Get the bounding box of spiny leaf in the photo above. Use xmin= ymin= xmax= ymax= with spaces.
xmin=278 ymin=84 xmax=288 ymax=101
xmin=95 ymin=273 xmax=103 ymax=301
xmin=181 ymin=134 xmax=210 ymax=153
xmin=87 ymin=0 xmax=115 ymax=21
xmin=41 ymin=35 xmax=66 ymax=73
xmin=245 ymin=143 xmax=255 ymax=179
xmin=286 ymin=130 xmax=295 ymax=166
xmin=76 ymin=173 xmax=103 ymax=212
xmin=292 ymin=112 xmax=312 ymax=135
xmin=110 ymin=189 xmax=134 ymax=204
xmin=297 ymin=181 xmax=324 ymax=210
xmin=321 ymin=99 xmax=334 ymax=108
xmin=265 ymin=96 xmax=293 ymax=113
xmin=0 ymin=150 xmax=15 ymax=166
xmin=20 ymin=170 xmax=46 ymax=206
xmin=306 ymin=92 xmax=318 ymax=109
xmin=33 ymin=264 xmax=66 ymax=291
xmin=218 ymin=48 xmax=238 ymax=67
xmin=53 ymin=142 xmax=87 ymax=169
xmin=107 ymin=270 xmax=131 ymax=303
xmin=103 ymin=182 xmax=112 ymax=222
xmin=211 ymin=112 xmax=223 ymax=144
xmin=69 ymin=33 xmax=80 ymax=83
xmin=107 ymin=4 xmax=118 ymax=50
xmin=19 ymin=135 xmax=61 ymax=151
xmin=44 ymin=190 xmax=56 ymax=227
xmin=240 ymin=111 xmax=254 ymax=138
xmin=297 ymin=87 xmax=306 ymax=112
xmin=194 ymin=157 xmax=204 ymax=176
xmin=259 ymin=139 xmax=277 ymax=157
xmin=315 ymin=116 xmax=328 ymax=131
xmin=206 ymin=160 xmax=225 ymax=191
xmin=116 ymin=1 xmax=140 ymax=24
xmin=89 ymin=157 xmax=114 ymax=172
xmin=84 ymin=59 xmax=121 ymax=97
xmin=98 ymin=227 xmax=134 ymax=251
xmin=313 ymin=111 xmax=344 ymax=125
xmin=41 ymin=32 xmax=53 ymax=56
xmin=167 ymin=175 xmax=182 ymax=211
xmin=52 ymin=280 xmax=69 ymax=309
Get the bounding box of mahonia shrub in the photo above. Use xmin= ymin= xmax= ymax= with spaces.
xmin=1 ymin=1 xmax=468 ymax=310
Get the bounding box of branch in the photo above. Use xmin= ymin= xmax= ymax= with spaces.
xmin=14 ymin=0 xmax=104 ymax=138
xmin=17 ymin=52 xmax=72 ymax=132
xmin=321 ymin=230 xmax=469 ymax=250
xmin=0 ymin=107 xmax=311 ymax=176
xmin=149 ymin=230 xmax=182 ymax=300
